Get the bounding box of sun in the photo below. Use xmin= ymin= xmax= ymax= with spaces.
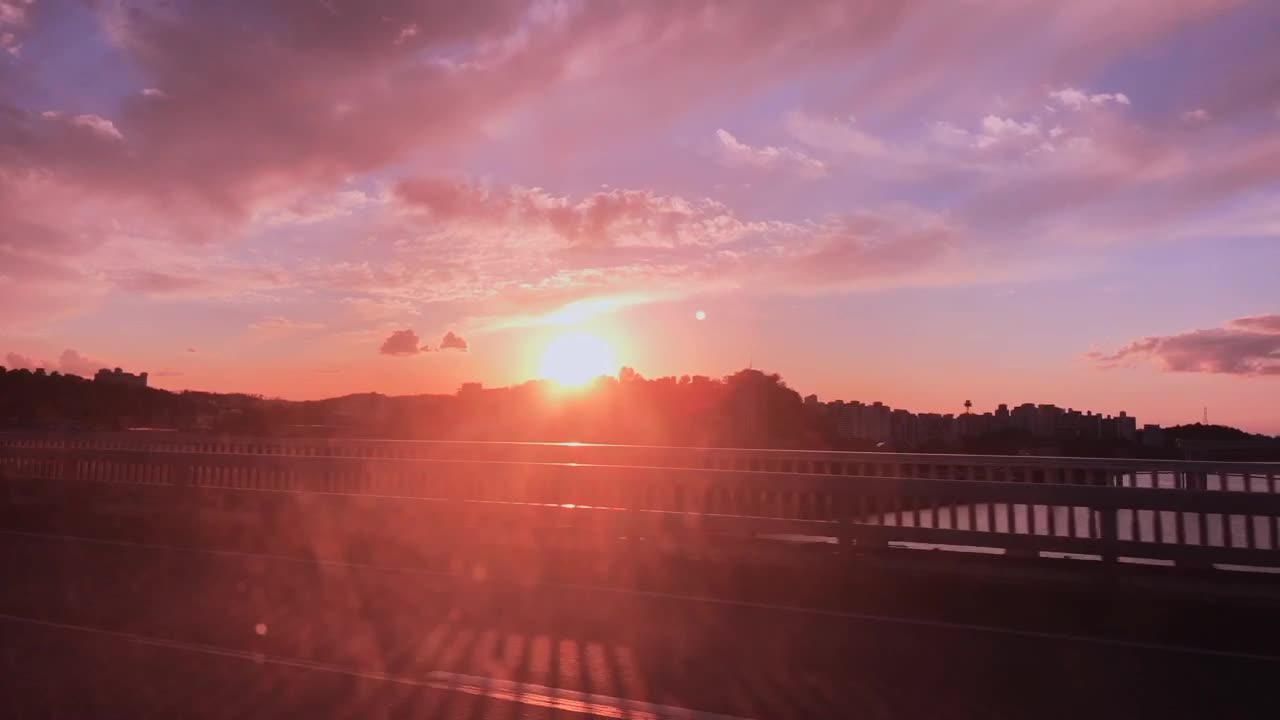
xmin=538 ymin=333 xmax=617 ymax=387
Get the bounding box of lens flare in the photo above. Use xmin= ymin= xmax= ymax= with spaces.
xmin=538 ymin=333 xmax=617 ymax=386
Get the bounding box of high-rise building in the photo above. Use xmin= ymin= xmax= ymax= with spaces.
xmin=1082 ymin=411 xmax=1102 ymax=439
xmin=917 ymin=413 xmax=951 ymax=444
xmin=1011 ymin=403 xmax=1037 ymax=434
xmin=1116 ymin=411 xmax=1137 ymax=442
xmin=1100 ymin=415 xmax=1118 ymax=439
xmin=959 ymin=412 xmax=994 ymax=438
xmin=1033 ymin=404 xmax=1062 ymax=438
xmin=1141 ymin=424 xmax=1165 ymax=447
xmin=825 ymin=395 xmax=1140 ymax=448
xmin=868 ymin=402 xmax=891 ymax=442
xmin=835 ymin=401 xmax=861 ymax=439
xmin=890 ymin=409 xmax=918 ymax=447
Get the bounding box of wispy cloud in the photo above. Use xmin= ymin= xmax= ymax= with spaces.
xmin=1181 ymin=108 xmax=1210 ymax=123
xmin=378 ymin=177 xmax=970 ymax=330
xmin=1048 ymin=87 xmax=1131 ymax=110
xmin=784 ymin=112 xmax=885 ymax=157
xmin=394 ymin=177 xmax=750 ymax=249
xmin=247 ymin=317 xmax=326 ymax=339
xmin=712 ymin=128 xmax=827 ymax=178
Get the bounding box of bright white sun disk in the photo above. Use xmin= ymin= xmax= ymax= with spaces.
xmin=538 ymin=333 xmax=617 ymax=386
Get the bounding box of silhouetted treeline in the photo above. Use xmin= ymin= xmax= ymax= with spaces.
xmin=284 ymin=369 xmax=826 ymax=449
xmin=1161 ymin=423 xmax=1266 ymax=443
xmin=0 ymin=366 xmax=263 ymax=433
xmin=1 ymin=365 xmax=1275 ymax=458
xmin=0 ymin=366 xmax=823 ymax=448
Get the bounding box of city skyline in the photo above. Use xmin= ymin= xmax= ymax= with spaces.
xmin=2 ymin=2 xmax=1279 ymax=434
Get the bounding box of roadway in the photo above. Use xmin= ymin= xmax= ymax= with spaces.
xmin=1 ymin=525 xmax=1279 ymax=719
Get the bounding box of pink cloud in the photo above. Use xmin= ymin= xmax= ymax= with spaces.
xmin=395 ymin=177 xmax=749 ymax=249
xmin=0 ymin=0 xmax=1267 ymax=345
xmin=0 ymin=1 xmax=560 ymax=281
xmin=248 ymin=317 xmax=326 ymax=339
xmin=67 ymin=114 xmax=124 ymax=141
xmin=939 ymin=88 xmax=1280 ymax=238
xmin=1022 ymin=132 xmax=1280 ymax=245
xmin=256 ymin=190 xmax=372 ymax=226
xmin=0 ymin=237 xmax=102 ymax=328
xmin=2 ymin=348 xmax=107 ymax=377
xmin=111 ymin=264 xmax=289 ymax=301
xmin=439 ymin=331 xmax=468 ymax=351
xmin=760 ymin=212 xmax=958 ymax=288
xmin=394 ymin=177 xmax=959 ymax=289
xmin=379 ymin=175 xmax=968 ymax=330
xmin=785 ymin=112 xmax=885 ymax=157
xmin=1092 ymin=315 xmax=1280 ymax=376
xmin=84 ymin=1 xmax=539 ymax=214
xmin=4 ymin=351 xmax=35 ymax=369
xmin=3 ymin=2 xmax=1243 ymax=236
xmin=1181 ymin=108 xmax=1210 ymax=123
xmin=0 ymin=0 xmax=33 ymax=55
xmin=116 ymin=270 xmax=212 ymax=294
xmin=1230 ymin=315 xmax=1280 ymax=334
xmin=1048 ymin=88 xmax=1131 ymax=110
xmin=56 ymin=349 xmax=104 ymax=377
xmin=13 ymin=3 xmax=1200 ymax=233
xmin=712 ymin=129 xmax=827 ymax=178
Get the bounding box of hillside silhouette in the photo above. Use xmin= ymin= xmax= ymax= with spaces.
xmin=0 ymin=365 xmax=821 ymax=448
xmin=2 ymin=364 xmax=1274 ymax=459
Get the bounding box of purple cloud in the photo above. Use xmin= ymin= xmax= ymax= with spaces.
xmin=439 ymin=331 xmax=468 ymax=352
xmin=1092 ymin=315 xmax=1280 ymax=376
xmin=379 ymin=329 xmax=424 ymax=356
xmin=379 ymin=329 xmax=469 ymax=356
xmin=1230 ymin=315 xmax=1280 ymax=334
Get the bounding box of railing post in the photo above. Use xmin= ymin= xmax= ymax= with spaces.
xmin=837 ymin=484 xmax=854 ymax=554
xmin=57 ymin=452 xmax=76 ymax=485
xmin=1097 ymin=505 xmax=1119 ymax=563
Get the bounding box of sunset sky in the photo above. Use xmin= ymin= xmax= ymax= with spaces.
xmin=1 ymin=1 xmax=1278 ymax=432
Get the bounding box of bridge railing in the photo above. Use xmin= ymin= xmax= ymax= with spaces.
xmin=3 ymin=444 xmax=1280 ymax=570
xmin=1 ymin=432 xmax=1277 ymax=493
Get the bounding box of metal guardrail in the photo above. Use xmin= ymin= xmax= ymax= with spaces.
xmin=3 ymin=443 xmax=1280 ymax=570
xmin=2 ymin=432 xmax=1278 ymax=492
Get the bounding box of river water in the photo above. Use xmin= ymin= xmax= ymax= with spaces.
xmin=765 ymin=472 xmax=1280 ymax=569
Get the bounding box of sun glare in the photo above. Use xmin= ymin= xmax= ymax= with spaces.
xmin=538 ymin=333 xmax=617 ymax=387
